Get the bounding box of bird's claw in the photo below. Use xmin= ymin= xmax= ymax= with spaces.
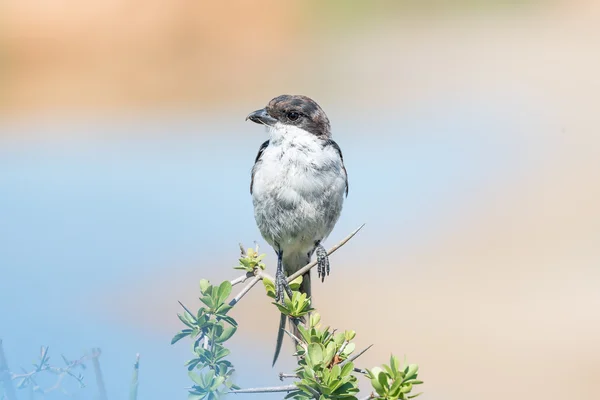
xmin=275 ymin=269 xmax=293 ymax=303
xmin=316 ymin=245 xmax=330 ymax=282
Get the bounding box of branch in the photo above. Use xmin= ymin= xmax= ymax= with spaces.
xmin=178 ymin=225 xmax=370 ymax=399
xmin=91 ymin=348 xmax=108 ymax=400
xmin=279 ymin=372 xmax=299 ymax=381
xmin=287 ymin=224 xmax=365 ymax=282
xmin=228 ymin=224 xmax=365 ymax=308
xmin=230 ymin=271 xmax=254 ymax=286
xmin=230 ymin=384 xmax=297 ymax=394
xmin=4 ymin=346 xmax=101 ymax=397
xmin=129 ymin=354 xmax=140 ymax=400
xmin=340 ymin=344 xmax=373 ymax=367
xmin=228 ymin=275 xmax=261 ymax=306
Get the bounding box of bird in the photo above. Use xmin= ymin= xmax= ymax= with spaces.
xmin=246 ymin=94 xmax=348 ymax=365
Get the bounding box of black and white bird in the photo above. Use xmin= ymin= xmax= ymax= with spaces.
xmin=246 ymin=94 xmax=348 ymax=364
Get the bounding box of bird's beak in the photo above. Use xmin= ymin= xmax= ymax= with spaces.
xmin=246 ymin=108 xmax=277 ymax=126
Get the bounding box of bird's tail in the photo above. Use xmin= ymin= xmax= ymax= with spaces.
xmin=272 ymin=257 xmax=312 ymax=366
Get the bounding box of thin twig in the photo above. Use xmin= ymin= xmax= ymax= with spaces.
xmin=359 ymin=394 xmax=375 ymax=400
xmin=177 ymin=301 xmax=198 ymax=322
xmin=230 ymin=384 xmax=297 ymax=394
xmin=353 ymin=367 xmax=367 ymax=374
xmin=10 ymin=350 xmax=98 ymax=380
xmin=282 ymin=329 xmax=303 ymax=347
xmin=231 ymin=272 xmax=254 ymax=286
xmin=287 ymin=224 xmax=365 ymax=282
xmin=340 ymin=344 xmax=373 ymax=367
xmin=337 ymin=340 xmax=349 ymax=356
xmin=228 ymin=275 xmax=261 ymax=306
xmin=91 ymin=348 xmax=108 ymax=400
xmin=256 ymin=269 xmax=274 ymax=282
xmin=279 ymin=373 xmax=299 ymax=381
xmin=187 ymin=226 xmax=369 ymax=398
xmin=227 ymin=225 xmax=364 ymax=309
xmin=129 ymin=353 xmax=140 ymax=400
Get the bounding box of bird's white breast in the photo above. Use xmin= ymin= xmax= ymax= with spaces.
xmin=251 ymin=124 xmax=346 ymax=254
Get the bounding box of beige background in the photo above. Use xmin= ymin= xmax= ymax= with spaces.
xmin=1 ymin=1 xmax=599 ymax=399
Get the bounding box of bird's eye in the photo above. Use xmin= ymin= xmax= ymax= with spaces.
xmin=287 ymin=111 xmax=300 ymax=121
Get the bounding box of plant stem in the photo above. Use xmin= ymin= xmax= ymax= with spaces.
xmin=231 ymin=272 xmax=254 ymax=286
xmin=129 ymin=354 xmax=140 ymax=400
xmin=340 ymin=344 xmax=373 ymax=367
xmin=287 ymin=224 xmax=365 ymax=282
xmin=0 ymin=340 xmax=17 ymax=400
xmin=228 ymin=275 xmax=261 ymax=306
xmin=91 ymin=348 xmax=108 ymax=400
xmin=230 ymin=384 xmax=297 ymax=394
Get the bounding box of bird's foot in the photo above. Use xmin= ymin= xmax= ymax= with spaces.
xmin=275 ymin=269 xmax=293 ymax=303
xmin=316 ymin=244 xmax=330 ymax=282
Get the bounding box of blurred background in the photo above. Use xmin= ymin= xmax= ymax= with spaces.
xmin=1 ymin=0 xmax=599 ymax=399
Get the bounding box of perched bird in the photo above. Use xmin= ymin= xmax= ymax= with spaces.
xmin=246 ymin=94 xmax=348 ymax=364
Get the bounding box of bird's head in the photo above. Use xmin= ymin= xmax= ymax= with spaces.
xmin=246 ymin=95 xmax=331 ymax=139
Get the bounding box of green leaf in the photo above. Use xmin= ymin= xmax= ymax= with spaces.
xmin=213 ymin=346 xmax=231 ymax=361
xmin=323 ymin=342 xmax=336 ymax=366
xmin=342 ymin=342 xmax=355 ymax=357
xmin=335 ymin=381 xmax=360 ymax=396
xmin=219 ymin=315 xmax=237 ymax=327
xmin=188 ymin=371 xmax=204 ymax=386
xmin=330 ymin=364 xmax=341 ymax=379
xmin=199 ymin=279 xmax=211 ymax=294
xmin=390 ymin=354 xmax=400 ymax=375
xmin=171 ymin=329 xmax=193 ymax=344
xmin=404 ymin=364 xmax=419 ymax=380
xmin=344 ymin=330 xmax=356 ymax=341
xmin=199 ymin=296 xmax=214 ymax=309
xmin=177 ymin=312 xmax=195 ymax=328
xmin=289 ymin=275 xmax=303 ymax=290
xmin=382 ymin=364 xmax=394 ymax=378
xmin=309 ymin=313 xmax=321 ymax=327
xmin=217 ymin=281 xmax=232 ymax=305
xmin=389 ymin=376 xmax=403 ymax=397
xmin=215 ymin=325 xmax=237 ymax=343
xmin=307 ymin=343 xmax=325 ymax=366
xmin=367 ymin=368 xmax=383 ymax=393
xmin=340 ymin=362 xmax=354 ymax=377
xmin=402 ymin=383 xmax=414 ymax=393
xmin=378 ymin=371 xmax=390 ymax=389
xmin=186 ymin=358 xmax=201 ymax=371
xmin=202 ymin=369 xmax=215 ymax=386
xmin=216 ymin=304 xmax=233 ymax=315
xmin=263 ymin=278 xmax=276 ymax=298
xmin=209 ymin=376 xmax=226 ymax=391
xmin=273 ymin=302 xmax=292 ymax=315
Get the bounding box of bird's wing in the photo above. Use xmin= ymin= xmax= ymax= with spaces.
xmin=250 ymin=140 xmax=270 ymax=194
xmin=324 ymin=139 xmax=348 ymax=196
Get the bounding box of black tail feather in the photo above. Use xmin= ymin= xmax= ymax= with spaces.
xmin=272 ymin=271 xmax=311 ymax=366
